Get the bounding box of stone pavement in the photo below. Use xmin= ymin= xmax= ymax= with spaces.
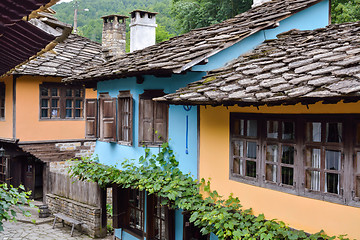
xmin=0 ymin=201 xmax=113 ymax=240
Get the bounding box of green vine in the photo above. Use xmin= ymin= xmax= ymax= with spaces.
xmin=69 ymin=143 xmax=349 ymax=240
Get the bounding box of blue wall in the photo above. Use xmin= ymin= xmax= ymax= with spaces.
xmin=95 ymin=1 xmax=329 ymax=240
xmin=192 ymin=0 xmax=329 ymax=72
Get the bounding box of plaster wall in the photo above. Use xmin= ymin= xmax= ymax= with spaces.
xmin=15 ymin=75 xmax=96 ymax=142
xmin=0 ymin=76 xmax=13 ymax=139
xmin=192 ymin=0 xmax=330 ymax=72
xmin=199 ymin=102 xmax=360 ymax=239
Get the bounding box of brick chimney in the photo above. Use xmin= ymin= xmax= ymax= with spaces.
xmin=101 ymin=15 xmax=128 ymax=60
xmin=252 ymin=0 xmax=272 ymax=7
xmin=129 ymin=10 xmax=158 ymax=52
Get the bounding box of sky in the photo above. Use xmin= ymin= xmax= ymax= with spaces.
xmin=58 ymin=0 xmax=73 ymax=3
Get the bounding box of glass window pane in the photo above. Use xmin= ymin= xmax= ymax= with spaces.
xmin=51 ymin=99 xmax=58 ymax=107
xmin=233 ymin=158 xmax=243 ymax=175
xmin=66 ymin=109 xmax=72 ymax=118
xmin=75 ymin=100 xmax=82 ymax=108
xmin=41 ymin=87 xmax=48 ymax=96
xmin=66 ymin=99 xmax=72 ymax=108
xmin=41 ymin=109 xmax=48 ymax=118
xmin=75 ymin=109 xmax=81 ymax=118
xmin=281 ymin=167 xmax=294 ymax=186
xmin=306 ymin=170 xmax=320 ymax=191
xmin=306 ymin=148 xmax=321 ymax=168
xmin=266 ymin=164 xmax=277 ymax=182
xmin=267 ymin=121 xmax=278 ymax=139
xmin=325 ymin=173 xmax=339 ymax=194
xmin=51 ymin=109 xmax=59 ymax=118
xmin=281 ymin=146 xmax=294 ymax=165
xmin=325 ymin=150 xmax=341 ymax=171
xmin=233 ymin=141 xmax=244 ymax=157
xmin=247 ymin=120 xmax=257 ymax=137
xmin=326 ymin=122 xmax=342 ymax=143
xmin=282 ymin=121 xmax=295 ymax=140
xmin=233 ymin=119 xmax=244 ymax=136
xmin=51 ymin=88 xmax=58 ymax=96
xmin=66 ymin=89 xmax=72 ymax=97
xmin=266 ymin=145 xmax=278 ymax=162
xmin=357 ymin=152 xmax=360 ymax=174
xmin=247 ymin=141 xmax=257 ymax=159
xmin=246 ymin=161 xmax=256 ymax=178
xmin=41 ymin=99 xmax=48 ymax=107
xmin=75 ymin=89 xmax=82 ymax=97
xmin=307 ymin=122 xmax=321 ymax=142
xmin=356 ymin=176 xmax=360 ymax=198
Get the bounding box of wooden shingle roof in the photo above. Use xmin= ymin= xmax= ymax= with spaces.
xmin=64 ymin=0 xmax=324 ymax=84
xmin=156 ymin=22 xmax=360 ymax=106
xmin=14 ymin=34 xmax=105 ymax=77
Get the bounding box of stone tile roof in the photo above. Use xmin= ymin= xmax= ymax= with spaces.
xmin=14 ymin=34 xmax=105 ymax=77
xmin=64 ymin=0 xmax=323 ymax=84
xmin=156 ymin=22 xmax=360 ymax=106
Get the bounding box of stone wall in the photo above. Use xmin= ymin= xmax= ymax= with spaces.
xmin=46 ymin=193 xmax=106 ymax=238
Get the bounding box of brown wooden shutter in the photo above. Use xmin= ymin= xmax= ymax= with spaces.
xmin=85 ymin=98 xmax=98 ymax=139
xmin=154 ymin=102 xmax=168 ymax=144
xmin=139 ymin=98 xmax=154 ymax=144
xmin=113 ymin=185 xmax=130 ymax=229
xmin=100 ymin=97 xmax=117 ymax=142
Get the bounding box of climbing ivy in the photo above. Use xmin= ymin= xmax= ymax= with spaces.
xmin=69 ymin=143 xmax=349 ymax=240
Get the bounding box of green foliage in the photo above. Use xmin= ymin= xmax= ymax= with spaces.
xmin=331 ymin=0 xmax=360 ymax=24
xmin=69 ymin=144 xmax=349 ymax=239
xmin=0 ymin=184 xmax=33 ymax=231
xmin=53 ymin=0 xmax=178 ymax=47
xmin=171 ymin=0 xmax=252 ymax=33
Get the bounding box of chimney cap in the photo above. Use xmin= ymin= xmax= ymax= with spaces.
xmin=101 ymin=14 xmax=129 ymax=19
xmin=130 ymin=10 xmax=158 ymax=16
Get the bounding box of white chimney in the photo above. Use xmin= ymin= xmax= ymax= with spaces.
xmin=101 ymin=15 xmax=128 ymax=60
xmin=129 ymin=10 xmax=158 ymax=52
xmin=252 ymin=0 xmax=272 ymax=7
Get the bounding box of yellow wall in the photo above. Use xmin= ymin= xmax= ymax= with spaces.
xmin=16 ymin=75 xmax=96 ymax=142
xmin=199 ymin=102 xmax=360 ymax=239
xmin=0 ymin=76 xmax=13 ymax=139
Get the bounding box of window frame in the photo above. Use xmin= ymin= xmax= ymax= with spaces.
xmin=117 ymin=91 xmax=133 ymax=146
xmin=229 ymin=113 xmax=358 ymax=206
xmin=39 ymin=83 xmax=85 ymax=120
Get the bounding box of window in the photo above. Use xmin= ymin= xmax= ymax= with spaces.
xmin=231 ymin=119 xmax=259 ymax=179
xmin=118 ymin=91 xmax=133 ymax=145
xmin=112 ymin=186 xmax=175 ymax=239
xmin=230 ymin=114 xmax=359 ymax=205
xmin=40 ymin=83 xmax=84 ymax=119
xmin=0 ymin=156 xmax=8 ymax=184
xmin=0 ymin=82 xmax=4 ymax=120
xmin=147 ymin=195 xmax=175 ymax=240
xmin=99 ymin=93 xmax=116 ymax=142
xmin=139 ymin=90 xmax=168 ymax=146
xmin=305 ymin=121 xmax=343 ymax=195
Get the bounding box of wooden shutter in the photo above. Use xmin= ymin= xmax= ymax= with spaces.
xmin=100 ymin=97 xmax=116 ymax=142
xmin=154 ymin=102 xmax=168 ymax=144
xmin=113 ymin=185 xmax=130 ymax=229
xmin=85 ymin=99 xmax=98 ymax=139
xmin=139 ymin=98 xmax=154 ymax=144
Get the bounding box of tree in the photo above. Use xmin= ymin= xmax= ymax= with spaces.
xmin=171 ymin=0 xmax=252 ymax=33
xmin=0 ymin=184 xmax=33 ymax=231
xmin=331 ymin=0 xmax=360 ymax=23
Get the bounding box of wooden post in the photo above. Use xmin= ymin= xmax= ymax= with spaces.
xmin=99 ymin=187 xmax=107 ymax=237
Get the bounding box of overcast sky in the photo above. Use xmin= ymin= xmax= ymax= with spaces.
xmin=58 ymin=0 xmax=73 ymax=3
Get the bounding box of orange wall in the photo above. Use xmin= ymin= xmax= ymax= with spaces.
xmin=199 ymin=102 xmax=360 ymax=239
xmin=0 ymin=76 xmax=13 ymax=139
xmin=16 ymin=75 xmax=96 ymax=142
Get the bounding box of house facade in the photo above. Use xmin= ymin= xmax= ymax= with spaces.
xmin=65 ymin=0 xmax=331 ymax=239
xmin=0 ymin=24 xmax=102 ymax=199
xmin=161 ymin=22 xmax=360 ymax=238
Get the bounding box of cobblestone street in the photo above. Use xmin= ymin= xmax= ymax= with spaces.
xmin=0 ymin=221 xmax=114 ymax=240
